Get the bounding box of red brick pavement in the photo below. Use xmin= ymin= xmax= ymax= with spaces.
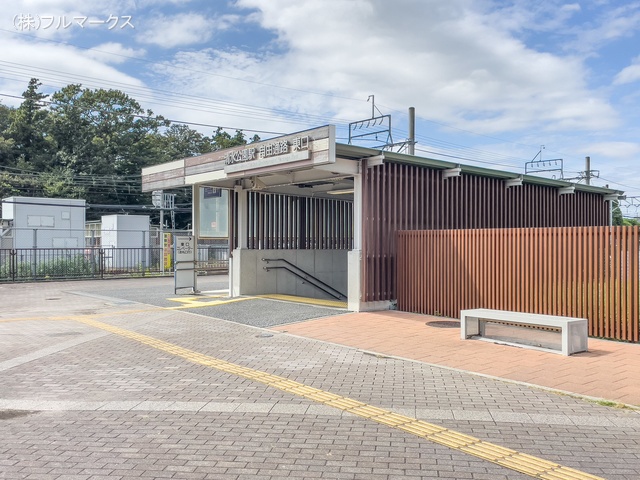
xmin=272 ymin=310 xmax=640 ymax=407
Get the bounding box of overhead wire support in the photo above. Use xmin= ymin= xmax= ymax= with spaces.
xmin=524 ymin=146 xmax=564 ymax=179
xmin=347 ymin=95 xmax=402 ymax=150
xmin=616 ymin=196 xmax=640 ymax=219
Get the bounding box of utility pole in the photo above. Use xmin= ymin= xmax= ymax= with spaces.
xmin=367 ymin=95 xmax=375 ymax=118
xmin=582 ymin=156 xmax=599 ymax=185
xmin=562 ymin=156 xmax=599 ymax=184
xmin=408 ymin=107 xmax=415 ymax=155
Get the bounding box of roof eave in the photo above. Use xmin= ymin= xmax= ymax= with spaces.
xmin=335 ymin=143 xmax=624 ymax=196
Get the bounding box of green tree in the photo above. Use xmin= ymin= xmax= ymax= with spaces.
xmin=612 ymin=201 xmax=624 ymax=226
xmin=623 ymin=217 xmax=640 ymax=226
xmin=0 ymin=103 xmax=15 ymax=166
xmin=7 ymin=78 xmax=51 ymax=170
xmin=49 ymin=85 xmax=169 ymax=175
xmin=161 ymin=124 xmax=213 ymax=160
xmin=47 ymin=85 xmax=169 ymax=211
xmin=40 ymin=167 xmax=85 ymax=198
xmin=0 ymin=172 xmax=41 ymax=198
xmin=210 ymin=127 xmax=258 ymax=151
xmin=0 ymin=80 xmax=261 ymax=227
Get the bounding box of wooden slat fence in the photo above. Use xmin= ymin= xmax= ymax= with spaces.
xmin=397 ymin=227 xmax=639 ymax=342
xmin=362 ymin=162 xmax=609 ymax=304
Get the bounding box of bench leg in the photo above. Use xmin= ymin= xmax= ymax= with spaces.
xmin=561 ymin=331 xmax=569 ymax=356
xmin=460 ymin=314 xmax=480 ymax=340
xmin=567 ymin=322 xmax=588 ymax=355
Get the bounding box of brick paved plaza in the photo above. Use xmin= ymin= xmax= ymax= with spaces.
xmin=1 ymin=277 xmax=639 ymax=479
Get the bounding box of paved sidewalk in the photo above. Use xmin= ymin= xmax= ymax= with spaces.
xmin=272 ymin=310 xmax=640 ymax=407
xmin=1 ymin=278 xmax=639 ymax=479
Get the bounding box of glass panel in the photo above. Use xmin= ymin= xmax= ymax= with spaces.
xmin=199 ymin=187 xmax=229 ymax=238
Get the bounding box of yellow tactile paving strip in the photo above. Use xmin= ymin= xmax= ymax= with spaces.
xmin=257 ymin=294 xmax=347 ymax=309
xmin=74 ymin=316 xmax=604 ymax=480
xmin=165 ymin=296 xmax=254 ymax=310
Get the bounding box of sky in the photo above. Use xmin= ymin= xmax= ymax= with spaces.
xmin=1 ymin=0 xmax=640 ymax=213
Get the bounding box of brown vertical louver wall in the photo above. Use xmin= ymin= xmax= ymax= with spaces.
xmin=362 ymin=162 xmax=610 ymax=303
xmin=239 ymin=191 xmax=353 ymax=250
xmin=396 ymin=227 xmax=639 ymax=343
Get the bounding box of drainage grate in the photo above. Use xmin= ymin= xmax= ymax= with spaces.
xmin=425 ymin=321 xmax=460 ymax=328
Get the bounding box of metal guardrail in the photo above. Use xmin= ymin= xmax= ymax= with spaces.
xmin=262 ymin=258 xmax=347 ymax=300
xmin=197 ymin=244 xmax=230 ymax=273
xmin=0 ymin=247 xmax=163 ymax=282
xmin=0 ymin=244 xmax=230 ymax=282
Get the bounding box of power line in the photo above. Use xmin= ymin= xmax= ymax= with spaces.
xmin=0 ymin=61 xmax=352 ymax=129
xmin=0 ymin=27 xmax=366 ymax=104
xmin=0 ymin=91 xmax=286 ymax=136
xmin=599 ymin=177 xmax=640 ymax=193
xmin=0 ymin=59 xmax=562 ymax=174
xmin=0 ymin=198 xmax=191 ymax=212
xmin=1 ymin=40 xmax=637 ymax=192
xmin=2 ymin=26 xmax=634 ymax=190
xmin=413 ymin=147 xmax=523 ymax=170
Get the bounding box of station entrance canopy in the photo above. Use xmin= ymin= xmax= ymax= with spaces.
xmin=141 ymin=126 xmax=358 ymax=199
xmin=142 ymin=125 xmax=367 ymax=310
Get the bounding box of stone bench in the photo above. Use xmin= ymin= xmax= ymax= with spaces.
xmin=460 ymin=308 xmax=588 ymax=356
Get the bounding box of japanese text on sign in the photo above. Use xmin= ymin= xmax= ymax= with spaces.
xmin=13 ymin=14 xmax=134 ymax=30
xmin=176 ymin=239 xmax=194 ymax=255
xmin=224 ymin=136 xmax=309 ymax=166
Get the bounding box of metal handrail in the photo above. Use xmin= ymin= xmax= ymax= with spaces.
xmin=262 ymin=258 xmax=347 ymax=300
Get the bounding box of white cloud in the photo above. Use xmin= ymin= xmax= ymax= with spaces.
xmin=1 ymin=0 xmax=638 ymax=191
xmin=614 ymin=57 xmax=640 ymax=85
xmin=156 ymin=0 xmax=616 ymax=135
xmin=484 ymin=1 xmax=581 ymax=35
xmin=0 ymin=30 xmax=148 ymax=105
xmin=85 ymin=42 xmax=146 ymax=64
xmin=137 ymin=13 xmax=238 ymax=49
xmin=134 ymin=0 xmax=194 ymax=6
xmin=566 ymin=2 xmax=640 ymax=54
xmin=581 ymin=141 xmax=640 ymax=160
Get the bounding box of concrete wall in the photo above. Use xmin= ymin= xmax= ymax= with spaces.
xmin=232 ymin=249 xmax=348 ymax=299
xmin=101 ymin=215 xmax=151 ymax=269
xmin=2 ymin=196 xmax=86 ymax=249
xmin=101 ymin=215 xmax=150 ymax=248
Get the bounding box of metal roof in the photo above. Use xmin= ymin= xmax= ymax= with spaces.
xmin=335 ymin=143 xmax=624 ymax=196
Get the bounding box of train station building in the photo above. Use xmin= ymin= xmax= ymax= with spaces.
xmin=142 ymin=125 xmax=622 ymax=312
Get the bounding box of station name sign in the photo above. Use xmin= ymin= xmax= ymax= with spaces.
xmin=224 ymin=135 xmax=309 ymax=167
xmin=221 ymin=126 xmax=335 ymax=176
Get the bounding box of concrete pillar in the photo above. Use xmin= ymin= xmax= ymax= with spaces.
xmin=348 ymin=166 xmax=363 ymax=311
xmin=236 ymin=187 xmax=248 ymax=249
xmin=347 ymin=250 xmax=362 ymax=311
xmin=192 ymin=185 xmax=200 ymax=238
xmin=230 ymin=249 xmax=243 ymax=297
xmin=230 ymin=187 xmax=248 ymax=296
